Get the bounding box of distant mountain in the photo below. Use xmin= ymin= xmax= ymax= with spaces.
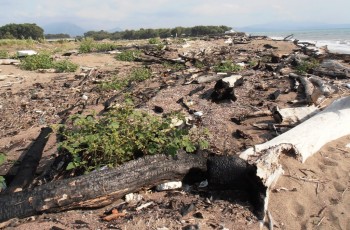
xmin=42 ymin=22 xmax=86 ymax=37
xmin=238 ymin=21 xmax=350 ymax=32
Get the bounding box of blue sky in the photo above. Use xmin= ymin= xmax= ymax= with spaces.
xmin=0 ymin=0 xmax=349 ymax=30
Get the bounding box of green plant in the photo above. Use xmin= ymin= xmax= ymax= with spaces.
xmin=148 ymin=38 xmax=161 ymax=44
xmin=58 ymin=106 xmax=209 ymax=172
xmin=163 ymin=61 xmax=185 ymax=71
xmin=20 ymin=53 xmax=53 ymax=70
xmin=0 ymin=153 xmax=6 ymax=191
xmin=99 ymin=77 xmax=129 ymax=91
xmin=296 ymin=58 xmax=319 ymax=74
xmin=20 ymin=53 xmax=78 ymax=72
xmin=129 ymin=67 xmax=152 ymax=82
xmin=213 ymin=61 xmax=242 ymax=73
xmin=99 ymin=67 xmax=151 ymax=91
xmin=79 ymin=37 xmax=94 ymax=53
xmin=95 ymin=43 xmax=119 ymax=52
xmin=115 ymin=50 xmax=141 ymax=62
xmin=54 ymin=59 xmax=79 ymax=73
xmin=0 ymin=50 xmax=9 ymax=59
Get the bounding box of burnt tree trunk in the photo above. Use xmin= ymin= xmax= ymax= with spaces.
xmin=0 ymin=152 xmax=207 ymax=222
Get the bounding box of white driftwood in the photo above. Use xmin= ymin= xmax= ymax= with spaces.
xmin=272 ymin=105 xmax=319 ymax=125
xmin=240 ymin=96 xmax=350 ymax=187
xmin=240 ymin=96 xmax=350 ymax=216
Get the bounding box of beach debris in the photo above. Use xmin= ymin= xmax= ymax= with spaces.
xmin=211 ymin=75 xmax=243 ymax=101
xmin=270 ymin=105 xmax=319 ymax=125
xmin=135 ymin=201 xmax=154 ymax=211
xmin=17 ymin=50 xmax=37 ymax=57
xmin=125 ymin=193 xmax=143 ymax=203
xmin=0 ymin=59 xmax=20 ymax=65
xmin=269 ymin=89 xmax=281 ymax=100
xmin=314 ymin=59 xmax=350 ymax=79
xmin=156 ymin=181 xmax=182 ymax=191
xmin=102 ymin=209 xmax=126 ymax=221
xmin=272 ymin=187 xmax=297 ymax=193
xmin=235 ymin=129 xmax=253 ymax=139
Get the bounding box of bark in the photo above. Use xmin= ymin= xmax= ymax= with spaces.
xmin=0 ymin=152 xmax=207 ymax=222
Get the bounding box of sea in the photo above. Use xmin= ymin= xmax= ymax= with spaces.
xmin=247 ymin=28 xmax=350 ymax=54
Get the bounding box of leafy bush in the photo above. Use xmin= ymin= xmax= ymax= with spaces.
xmin=99 ymin=67 xmax=151 ymax=91
xmin=163 ymin=61 xmax=185 ymax=71
xmin=115 ymin=50 xmax=141 ymax=62
xmin=79 ymin=37 xmax=94 ymax=53
xmin=296 ymin=58 xmax=319 ymax=74
xmin=94 ymin=43 xmax=119 ymax=52
xmin=213 ymin=61 xmax=242 ymax=73
xmin=20 ymin=53 xmax=53 ymax=70
xmin=0 ymin=50 xmax=8 ymax=59
xmin=54 ymin=60 xmax=79 ymax=73
xmin=20 ymin=53 xmax=78 ymax=72
xmin=58 ymin=106 xmax=209 ymax=172
xmin=130 ymin=67 xmax=152 ymax=81
xmin=99 ymin=77 xmax=129 ymax=91
xmin=148 ymin=37 xmax=162 ymax=44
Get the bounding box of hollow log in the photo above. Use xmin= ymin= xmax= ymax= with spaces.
xmin=0 ymin=152 xmax=207 ymax=222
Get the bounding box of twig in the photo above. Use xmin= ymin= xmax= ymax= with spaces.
xmin=267 ymin=210 xmax=274 ymax=230
xmin=317 ymin=216 xmax=325 ymax=227
xmin=342 ymin=187 xmax=348 ymax=199
xmin=286 ymin=175 xmax=323 ymax=184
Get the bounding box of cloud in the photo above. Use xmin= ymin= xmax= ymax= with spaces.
xmin=0 ymin=0 xmax=349 ymax=30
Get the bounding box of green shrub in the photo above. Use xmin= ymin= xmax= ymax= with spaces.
xmin=20 ymin=53 xmax=53 ymax=70
xmin=79 ymin=37 xmax=94 ymax=53
xmin=20 ymin=53 xmax=78 ymax=72
xmin=99 ymin=77 xmax=129 ymax=91
xmin=213 ymin=61 xmax=242 ymax=73
xmin=0 ymin=50 xmax=9 ymax=59
xmin=58 ymin=106 xmax=209 ymax=172
xmin=130 ymin=67 xmax=152 ymax=81
xmin=148 ymin=38 xmax=161 ymax=44
xmin=95 ymin=43 xmax=119 ymax=52
xmin=115 ymin=50 xmax=141 ymax=62
xmin=163 ymin=61 xmax=185 ymax=71
xmin=296 ymin=58 xmax=319 ymax=74
xmin=54 ymin=59 xmax=79 ymax=73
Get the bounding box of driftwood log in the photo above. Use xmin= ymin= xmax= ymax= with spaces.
xmin=240 ymin=96 xmax=350 ymax=212
xmin=0 ymin=152 xmax=206 ymax=222
xmin=0 ymin=151 xmax=267 ymax=222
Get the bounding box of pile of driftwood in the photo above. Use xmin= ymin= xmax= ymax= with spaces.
xmin=1 ymin=32 xmax=350 ymax=227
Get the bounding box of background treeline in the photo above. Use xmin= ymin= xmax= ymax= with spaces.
xmin=84 ymin=25 xmax=232 ymax=40
xmin=0 ymin=23 xmax=44 ymax=40
xmin=45 ymin=33 xmax=71 ymax=39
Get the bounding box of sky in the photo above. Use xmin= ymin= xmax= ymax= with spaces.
xmin=0 ymin=0 xmax=349 ymax=30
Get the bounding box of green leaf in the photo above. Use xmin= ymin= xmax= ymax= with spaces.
xmin=66 ymin=162 xmax=76 ymax=170
xmin=0 ymin=153 xmax=6 ymax=165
